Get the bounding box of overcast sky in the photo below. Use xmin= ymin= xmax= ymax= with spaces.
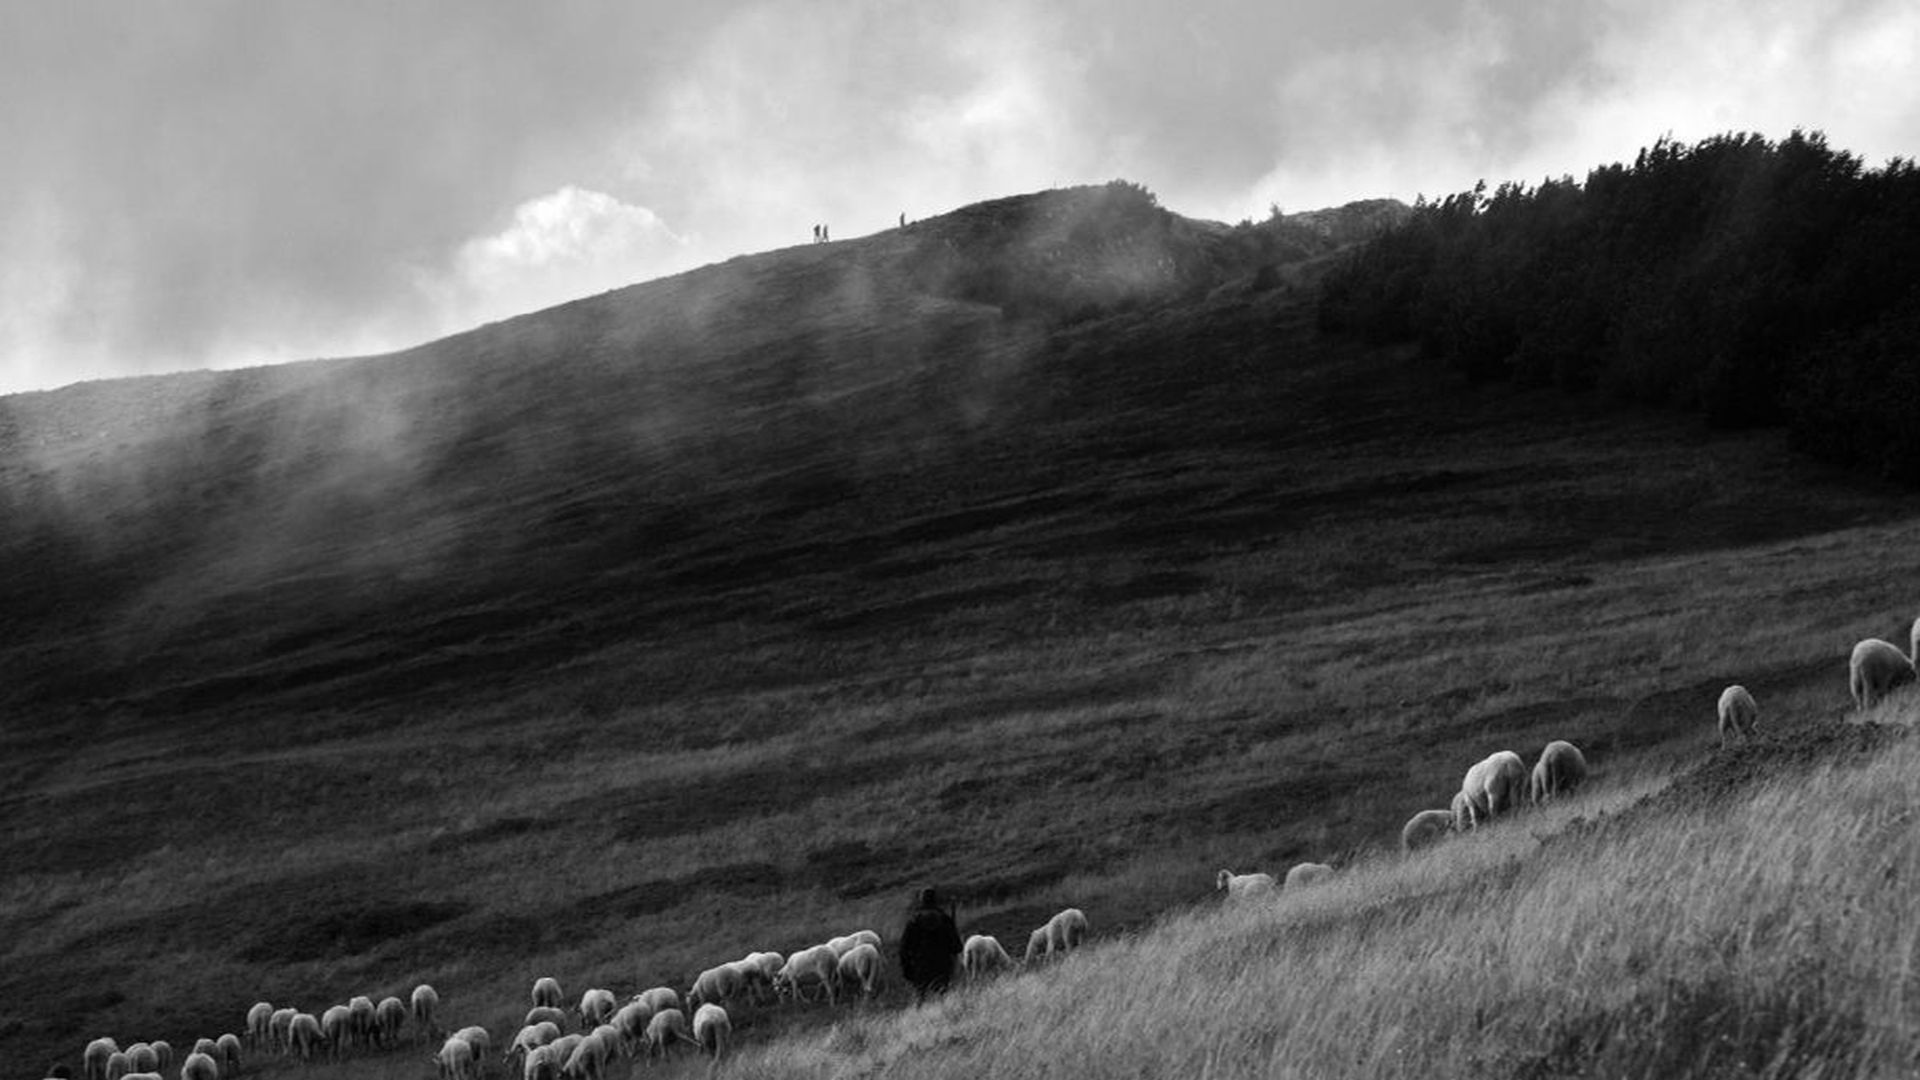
xmin=1 ymin=0 xmax=1915 ymax=394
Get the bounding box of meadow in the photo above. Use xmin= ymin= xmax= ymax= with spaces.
xmin=4 ymin=184 xmax=1919 ymax=1078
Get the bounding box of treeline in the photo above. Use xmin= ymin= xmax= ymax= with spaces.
xmin=1317 ymin=131 xmax=1920 ymax=480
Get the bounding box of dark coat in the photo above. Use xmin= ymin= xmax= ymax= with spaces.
xmin=897 ymin=888 xmax=963 ymax=998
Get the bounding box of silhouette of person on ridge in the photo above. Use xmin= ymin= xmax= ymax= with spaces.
xmin=897 ymin=886 xmax=962 ymax=1003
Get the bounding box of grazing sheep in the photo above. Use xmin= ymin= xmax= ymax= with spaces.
xmin=521 ymin=1045 xmax=560 ymax=1080
xmin=149 ymin=1043 xmax=173 ymax=1076
xmin=576 ymin=989 xmax=616 ymax=1031
xmin=736 ymin=952 xmax=785 ymax=1003
xmin=1851 ymin=638 xmax=1917 ymax=709
xmin=126 ymin=1046 xmax=157 ymax=1075
xmin=1449 ymin=789 xmax=1473 ymax=832
xmin=774 ymin=946 xmax=840 ymax=1005
xmin=1460 ymin=751 xmax=1527 ymax=827
xmin=559 ymin=1032 xmax=608 ymax=1080
xmin=607 ymin=1004 xmax=651 ymax=1058
xmin=540 ymin=1036 xmax=583 ymax=1078
xmin=1285 ymin=863 xmax=1334 ymax=889
xmin=374 ymin=997 xmax=406 ymax=1048
xmin=641 ymin=1010 xmax=693 ymax=1061
xmin=286 ymin=1015 xmax=321 ymax=1063
xmin=268 ymin=1010 xmax=295 ymax=1053
xmin=691 ymin=1004 xmax=730 ymax=1060
xmin=320 ymin=1006 xmax=352 ymax=1061
xmin=531 ymin=977 xmax=564 ymax=1011
xmin=188 ymin=1043 xmax=215 ymax=1061
xmin=104 ymin=1058 xmax=131 ymax=1080
xmin=1530 ymin=741 xmax=1589 ymax=803
xmin=687 ymin=964 xmax=747 ymax=1010
xmin=347 ymin=996 xmax=375 ymax=1050
xmin=1717 ymin=685 xmax=1759 ymax=746
xmin=84 ymin=1038 xmax=118 ymax=1080
xmin=961 ymin=934 xmax=1014 ymax=981
xmin=1215 ymin=869 xmax=1276 ymax=902
xmin=837 ymin=942 xmax=882 ymax=998
xmin=434 ymin=1037 xmax=476 ymax=1080
xmin=410 ymin=985 xmax=440 ymax=1043
xmin=452 ymin=1026 xmax=490 ymax=1065
xmin=179 ymin=1052 xmax=218 ymax=1080
xmin=1401 ymin=809 xmax=1455 ymax=853
xmin=504 ymin=1022 xmax=560 ymax=1069
xmin=245 ymin=1004 xmax=272 ymax=1050
xmin=118 ymin=1074 xmax=160 ymax=1080
xmin=1024 ymin=908 xmax=1088 ymax=963
xmin=825 ymin=930 xmax=883 ymax=958
xmin=522 ymin=1007 xmax=566 ymax=1031
xmin=213 ymin=1037 xmax=239 ymax=1079
xmin=633 ymin=987 xmax=680 ymax=1015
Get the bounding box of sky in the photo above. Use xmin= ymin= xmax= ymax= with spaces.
xmin=1 ymin=0 xmax=1916 ymax=395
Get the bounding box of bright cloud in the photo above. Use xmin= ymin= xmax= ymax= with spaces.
xmin=429 ymin=186 xmax=689 ymax=330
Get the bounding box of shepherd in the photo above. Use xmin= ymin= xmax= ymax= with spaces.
xmin=897 ymin=886 xmax=963 ymax=1003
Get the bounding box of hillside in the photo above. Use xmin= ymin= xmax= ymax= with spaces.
xmin=5 ymin=178 xmax=1920 ymax=1078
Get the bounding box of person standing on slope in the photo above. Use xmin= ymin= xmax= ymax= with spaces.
xmin=898 ymin=886 xmax=963 ymax=1003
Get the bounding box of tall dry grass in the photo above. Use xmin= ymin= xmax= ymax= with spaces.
xmin=724 ymin=710 xmax=1920 ymax=1079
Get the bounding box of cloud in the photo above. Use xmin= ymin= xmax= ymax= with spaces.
xmin=428 ymin=186 xmax=689 ymax=327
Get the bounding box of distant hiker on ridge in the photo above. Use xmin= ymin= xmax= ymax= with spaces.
xmin=897 ymin=886 xmax=963 ymax=1003
xmin=812 ymin=224 xmax=821 ymax=243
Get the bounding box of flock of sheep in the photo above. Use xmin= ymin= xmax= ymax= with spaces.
xmin=62 ymin=908 xmax=1092 ymax=1080
xmin=56 ymin=623 xmax=1920 ymax=1080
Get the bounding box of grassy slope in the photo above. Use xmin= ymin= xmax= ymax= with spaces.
xmin=3 ymin=185 xmax=1918 ymax=1078
xmin=727 ymin=703 xmax=1920 ymax=1079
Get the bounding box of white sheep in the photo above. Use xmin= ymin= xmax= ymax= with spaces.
xmin=1285 ymin=862 xmax=1334 ymax=889
xmin=961 ymin=934 xmax=1013 ymax=981
xmin=1401 ymin=809 xmax=1455 ymax=853
xmin=522 ymin=1006 xmax=566 ymax=1032
xmin=320 ymin=1006 xmax=352 ymax=1061
xmin=774 ymin=945 xmax=839 ymax=1004
xmin=558 ymin=1032 xmax=606 ymax=1080
xmin=347 ymin=996 xmax=375 ymax=1049
xmin=213 ymin=1036 xmax=239 ymax=1079
xmin=531 ymin=977 xmax=564 ymax=1011
xmin=1530 ymin=741 xmax=1589 ymax=803
xmin=84 ymin=1038 xmax=118 ymax=1080
xmin=1449 ymin=789 xmax=1473 ymax=832
xmin=542 ymin=1036 xmax=584 ymax=1074
xmin=836 ymin=941 xmax=882 ymax=998
xmin=691 ymin=1004 xmax=730 ymax=1060
xmin=1716 ymin=685 xmax=1759 ymax=746
xmin=825 ymin=930 xmax=882 ymax=958
xmin=150 ymin=1041 xmax=174 ymax=1076
xmin=735 ymin=951 xmax=785 ymax=1003
xmin=1909 ymin=615 xmax=1920 ymax=670
xmin=576 ymin=989 xmax=616 ymax=1031
xmin=1215 ymin=869 xmax=1276 ymax=902
xmin=410 ymin=985 xmax=440 ymax=1043
xmin=607 ymin=1003 xmax=651 ymax=1058
xmin=285 ymin=1015 xmax=321 ymax=1062
xmin=641 ymin=1009 xmax=694 ymax=1061
xmin=434 ymin=1037 xmax=476 ymax=1080
xmin=632 ymin=987 xmax=680 ymax=1015
xmin=1852 ymin=638 xmax=1917 ymax=709
xmin=104 ymin=1056 xmax=131 ymax=1080
xmin=188 ymin=1042 xmax=215 ymax=1060
xmin=179 ymin=1052 xmax=218 ymax=1080
xmin=374 ymin=997 xmax=406 ymax=1048
xmin=504 ymin=1024 xmax=553 ymax=1070
xmin=245 ymin=1003 xmax=272 ymax=1050
xmin=1460 ymin=750 xmax=1527 ymax=827
xmin=126 ymin=1045 xmax=157 ymax=1074
xmin=521 ymin=1044 xmax=560 ymax=1080
xmin=687 ymin=963 xmax=747 ymax=1010
xmin=268 ymin=1010 xmax=295 ymax=1053
xmin=452 ymin=1025 xmax=490 ymax=1065
xmin=1023 ymin=908 xmax=1088 ymax=963
xmin=118 ymin=1073 xmax=160 ymax=1080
